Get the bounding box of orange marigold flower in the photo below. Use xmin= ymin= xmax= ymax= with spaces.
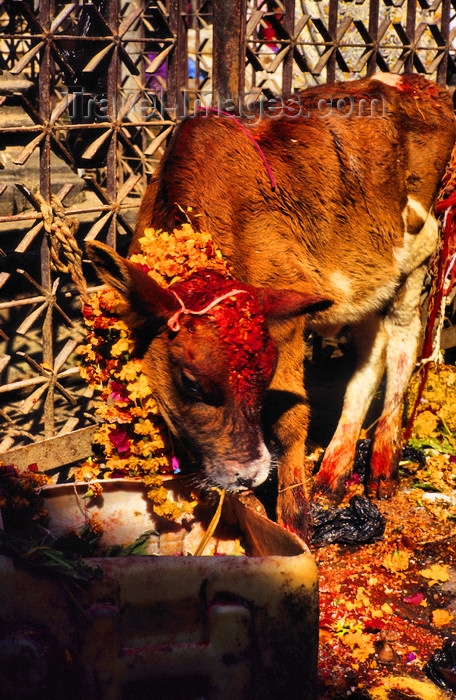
xmin=119 ymin=359 xmax=142 ymax=382
xmin=127 ymin=373 xmax=151 ymax=401
xmin=111 ymin=336 xmax=134 ymax=357
xmin=99 ymin=288 xmax=121 ymax=310
xmin=142 ymin=396 xmax=160 ymax=413
xmin=132 ymin=439 xmax=165 ymax=458
xmin=73 ymin=460 xmax=102 ymax=483
xmin=133 ymin=419 xmax=157 ymax=436
xmin=96 ymin=404 xmax=133 ymax=424
xmin=105 ymin=457 xmax=130 ymax=474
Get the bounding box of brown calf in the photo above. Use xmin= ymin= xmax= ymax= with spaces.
xmin=88 ymin=74 xmax=455 ymax=540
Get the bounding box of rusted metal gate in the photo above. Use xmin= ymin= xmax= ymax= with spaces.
xmin=1 ymin=0 xmax=455 ymax=469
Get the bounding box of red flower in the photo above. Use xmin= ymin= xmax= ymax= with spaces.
xmin=93 ymin=316 xmax=113 ymax=330
xmin=402 ymin=592 xmax=424 ymax=605
xmin=109 ymin=381 xmax=131 ymax=403
xmin=83 ymin=305 xmax=94 ymax=319
xmin=109 ymin=428 xmax=131 ymax=455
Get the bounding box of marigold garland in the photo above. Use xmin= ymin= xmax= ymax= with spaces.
xmin=0 ymin=462 xmax=50 ymax=526
xmin=77 ymin=219 xmax=234 ymax=520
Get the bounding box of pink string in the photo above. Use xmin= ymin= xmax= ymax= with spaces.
xmin=195 ymin=106 xmax=277 ymax=191
xmin=167 ymin=289 xmax=249 ymax=332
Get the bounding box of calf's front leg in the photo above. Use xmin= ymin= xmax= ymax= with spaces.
xmin=264 ymin=317 xmax=312 ymax=541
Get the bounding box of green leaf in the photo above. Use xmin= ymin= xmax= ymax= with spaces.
xmin=407 ymin=437 xmax=456 ymax=456
xmin=412 ymin=482 xmax=443 ymax=492
xmin=0 ymin=530 xmax=102 ymax=582
xmin=101 ymin=530 xmax=158 ymax=557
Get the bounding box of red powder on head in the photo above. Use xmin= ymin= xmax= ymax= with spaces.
xmin=171 ymin=270 xmax=278 ymax=399
xmin=396 ymin=75 xmax=443 ymax=104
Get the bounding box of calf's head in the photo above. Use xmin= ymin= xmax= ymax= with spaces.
xmin=86 ymin=241 xmax=331 ymax=493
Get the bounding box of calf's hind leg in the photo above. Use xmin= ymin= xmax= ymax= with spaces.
xmin=315 ymin=205 xmax=438 ymax=499
xmin=313 ymin=273 xmax=424 ymax=500
xmin=312 ymin=316 xmax=387 ymax=498
xmin=369 ymin=206 xmax=439 ymax=497
xmin=368 ymin=264 xmax=427 ymax=498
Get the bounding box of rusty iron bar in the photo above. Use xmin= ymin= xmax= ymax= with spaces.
xmin=404 ymin=0 xmax=416 ymax=75
xmin=38 ymin=0 xmax=55 ymax=439
xmin=0 ymin=425 xmax=99 ymax=472
xmin=106 ymin=0 xmax=120 ymax=248
xmin=282 ymin=0 xmax=296 ymax=96
xmin=167 ymin=0 xmax=188 ymax=118
xmin=437 ymin=0 xmax=451 ymax=86
xmin=366 ymin=0 xmax=380 ymax=76
xmin=212 ymin=0 xmax=247 ymax=107
xmin=326 ymin=0 xmax=338 ymax=83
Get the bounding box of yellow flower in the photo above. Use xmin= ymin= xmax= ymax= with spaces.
xmin=129 ymin=253 xmax=148 ymax=267
xmin=142 ymin=396 xmax=160 ymax=413
xmin=152 ymin=500 xmax=183 ymax=520
xmin=119 ymin=359 xmax=142 ymax=382
xmin=134 ymin=419 xmax=157 ymax=435
xmin=143 ymin=473 xmax=164 ymax=488
xmin=93 ymin=426 xmax=114 ymax=454
xmin=96 ymin=404 xmax=133 ymax=424
xmin=132 ymin=439 xmax=166 ymax=458
xmin=78 ymin=346 xmax=98 ymax=362
xmin=87 ymin=518 xmax=104 ymax=536
xmin=111 ymin=336 xmax=134 ymax=357
xmin=105 ymin=457 xmax=130 ymax=474
xmin=73 ymin=459 xmax=102 ymax=482
xmin=109 ymin=319 xmax=128 ymax=332
xmin=147 ymin=484 xmax=168 ymax=503
xmin=78 ymin=366 xmax=91 ymax=381
xmin=99 ymin=288 xmax=122 ymax=310
xmin=127 ymin=373 xmax=151 ymax=401
xmin=178 ymin=223 xmax=194 ymax=238
xmin=130 ymin=406 xmax=150 ymax=419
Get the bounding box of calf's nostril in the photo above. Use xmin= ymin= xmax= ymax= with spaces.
xmin=237 ymin=476 xmax=254 ymax=489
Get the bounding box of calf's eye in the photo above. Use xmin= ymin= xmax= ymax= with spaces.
xmin=181 ymin=370 xmax=204 ymax=400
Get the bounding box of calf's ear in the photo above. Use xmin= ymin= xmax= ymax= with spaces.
xmin=255 ymin=287 xmax=333 ymax=320
xmin=86 ymin=241 xmax=178 ymax=335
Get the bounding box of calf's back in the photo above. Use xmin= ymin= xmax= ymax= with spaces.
xmin=134 ymin=74 xmax=454 ymax=333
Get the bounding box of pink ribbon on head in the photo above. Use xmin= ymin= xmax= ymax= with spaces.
xmin=167 ymin=289 xmax=249 ymax=332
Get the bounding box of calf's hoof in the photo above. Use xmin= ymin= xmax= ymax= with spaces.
xmin=311 ymin=471 xmax=347 ymax=505
xmin=366 ymin=475 xmax=398 ymax=500
xmin=277 ymin=485 xmax=311 ymax=544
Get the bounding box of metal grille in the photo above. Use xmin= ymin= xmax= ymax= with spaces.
xmin=1 ymin=0 xmax=455 ymax=467
xmin=244 ymin=0 xmax=455 ymax=93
